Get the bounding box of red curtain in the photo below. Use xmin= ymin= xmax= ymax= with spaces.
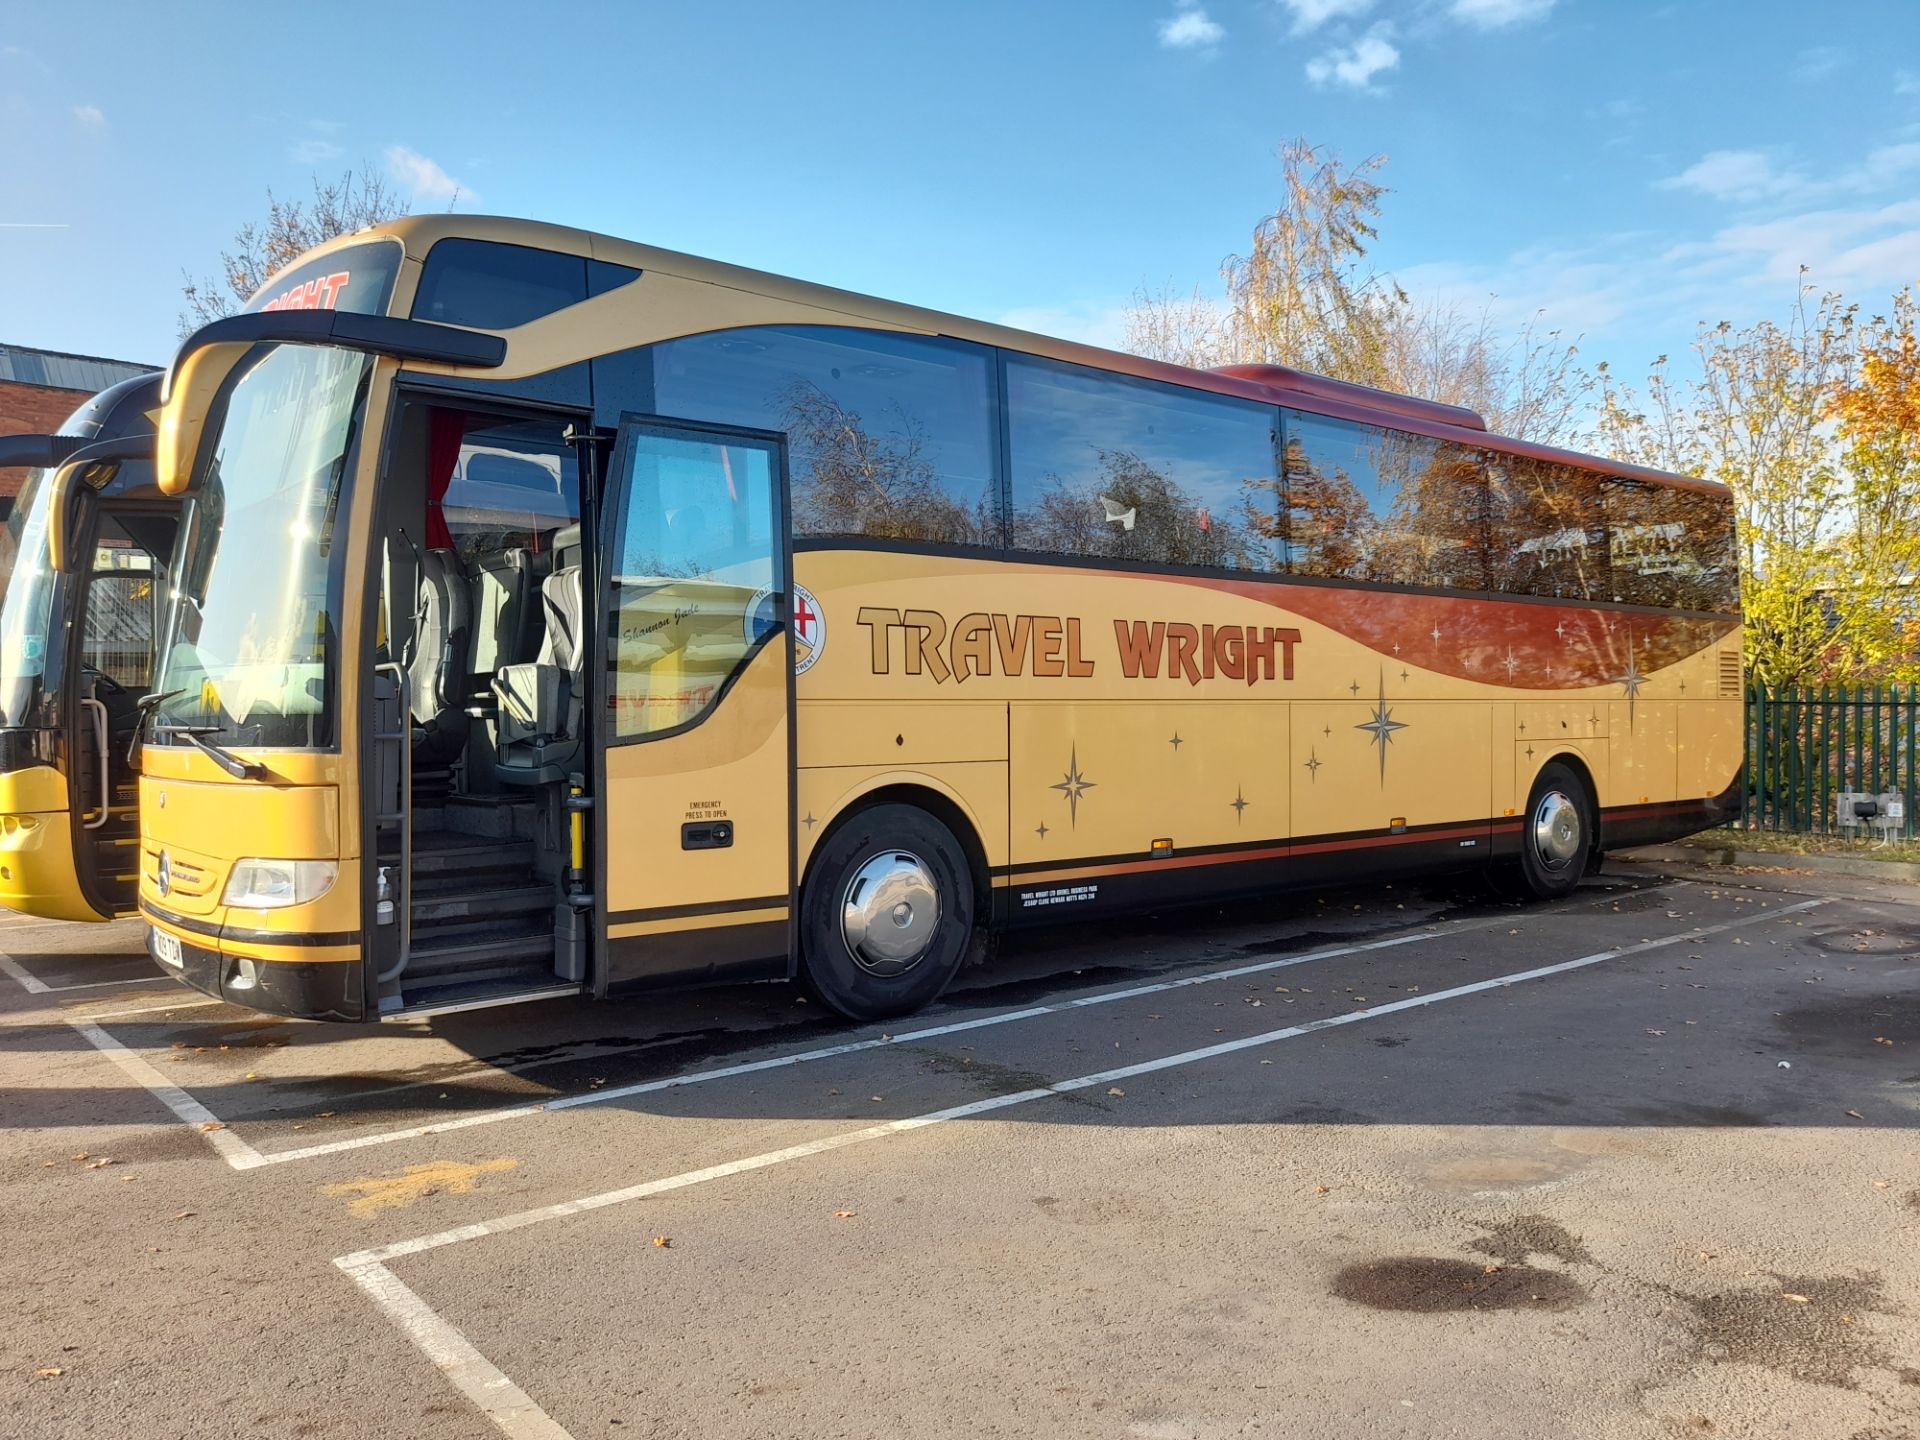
xmin=425 ymin=410 xmax=465 ymax=550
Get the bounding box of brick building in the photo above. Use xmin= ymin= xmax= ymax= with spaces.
xmin=0 ymin=343 xmax=157 ymax=519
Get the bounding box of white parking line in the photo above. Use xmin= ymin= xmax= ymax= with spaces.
xmin=72 ymin=1021 xmax=266 ymax=1168
xmin=336 ymin=896 xmax=1823 ymax=1440
xmin=0 ymin=947 xmax=169 ymax=994
xmin=258 ymin=904 xmax=1547 ymax=1168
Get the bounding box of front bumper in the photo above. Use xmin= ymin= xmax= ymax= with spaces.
xmin=148 ymin=924 xmax=364 ymax=1022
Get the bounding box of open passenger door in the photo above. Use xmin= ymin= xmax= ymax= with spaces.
xmin=591 ymin=419 xmax=795 ymax=994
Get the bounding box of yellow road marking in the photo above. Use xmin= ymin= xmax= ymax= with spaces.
xmin=324 ymin=1158 xmax=519 ymax=1216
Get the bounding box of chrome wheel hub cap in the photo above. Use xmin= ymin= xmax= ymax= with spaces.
xmin=1532 ymin=790 xmax=1583 ymax=869
xmin=841 ymin=850 xmax=940 ymax=977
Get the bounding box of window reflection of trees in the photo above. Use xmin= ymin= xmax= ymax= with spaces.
xmin=1281 ymin=414 xmax=1485 ymax=588
xmin=780 ymin=381 xmax=993 ymax=546
xmin=1013 ymin=448 xmax=1271 ymax=569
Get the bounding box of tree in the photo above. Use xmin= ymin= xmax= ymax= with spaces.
xmin=1123 ymin=139 xmax=1593 ymax=446
xmin=1829 ymin=284 xmax=1920 ymax=677
xmin=178 ymin=169 xmax=408 ymax=335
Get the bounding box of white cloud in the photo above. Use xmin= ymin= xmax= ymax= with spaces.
xmin=1275 ymin=0 xmax=1373 ymax=34
xmin=1305 ymin=22 xmax=1398 ymax=91
xmin=1661 ymin=142 xmax=1920 ymax=206
xmin=289 ymin=137 xmax=344 ymax=166
xmin=71 ymin=104 xmax=106 ymax=133
xmin=1791 ymin=46 xmax=1844 ymax=83
xmin=1158 ymin=5 xmax=1225 ymax=49
xmin=1449 ymin=0 xmax=1556 ymax=28
xmin=1674 ymin=199 xmax=1920 ymax=292
xmin=1660 ymin=150 xmax=1804 ymax=203
xmin=385 ymin=144 xmax=474 ymax=206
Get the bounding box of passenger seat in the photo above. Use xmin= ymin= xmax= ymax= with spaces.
xmin=492 ymin=526 xmax=584 ymax=783
xmin=409 ymin=548 xmax=474 ymax=768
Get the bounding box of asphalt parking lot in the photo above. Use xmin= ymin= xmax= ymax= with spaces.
xmin=2 ymin=856 xmax=1915 ymax=1440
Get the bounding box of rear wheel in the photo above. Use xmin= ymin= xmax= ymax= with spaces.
xmin=799 ymin=803 xmax=975 ymax=1021
xmin=1518 ymin=761 xmax=1591 ymax=900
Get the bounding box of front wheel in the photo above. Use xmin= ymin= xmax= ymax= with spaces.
xmin=1517 ymin=761 xmax=1592 ymax=900
xmin=798 ymin=803 xmax=976 ymax=1021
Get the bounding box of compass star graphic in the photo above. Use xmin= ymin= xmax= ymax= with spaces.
xmin=1355 ymin=670 xmax=1409 ymax=782
xmin=1230 ymin=786 xmax=1249 ymax=820
xmin=1050 ymin=746 xmax=1095 ymax=826
xmin=1612 ymin=637 xmax=1647 ymax=726
xmin=1304 ymin=749 xmax=1322 ymax=782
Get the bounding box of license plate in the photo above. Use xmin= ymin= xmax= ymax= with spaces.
xmin=151 ymin=927 xmax=183 ymax=968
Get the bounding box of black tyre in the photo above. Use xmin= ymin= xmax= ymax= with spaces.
xmin=798 ymin=803 xmax=976 ymax=1021
xmin=1517 ymin=761 xmax=1592 ymax=900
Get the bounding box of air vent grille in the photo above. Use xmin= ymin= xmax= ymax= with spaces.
xmin=1718 ymin=649 xmax=1744 ymax=698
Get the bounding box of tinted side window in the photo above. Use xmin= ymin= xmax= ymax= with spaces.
xmin=1280 ymin=412 xmax=1486 ymax=588
xmin=412 ymin=240 xmax=589 ymax=330
xmin=653 ymin=326 xmax=997 ymax=546
xmin=1486 ymin=458 xmax=1609 ymax=601
xmin=1007 ymin=358 xmax=1280 ymax=571
xmin=1604 ymin=478 xmax=1738 ymax=612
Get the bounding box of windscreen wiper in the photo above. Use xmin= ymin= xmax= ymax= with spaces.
xmin=152 ymin=722 xmax=267 ymax=779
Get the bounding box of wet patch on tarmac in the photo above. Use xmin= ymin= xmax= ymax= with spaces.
xmin=1330 ymin=1256 xmax=1585 ymax=1312
xmin=1772 ymin=994 xmax=1916 ymax=1056
xmin=1683 ymin=1271 xmax=1900 ymax=1389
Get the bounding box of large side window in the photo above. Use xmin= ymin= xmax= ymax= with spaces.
xmin=1603 ymin=477 xmax=1738 ymax=612
xmin=1007 ymin=357 xmax=1280 ymax=570
xmin=1281 ymin=410 xmax=1485 ymax=588
xmin=652 ymin=326 xmax=996 ymax=547
xmin=605 ymin=425 xmax=781 ymax=740
xmin=1485 ymin=457 xmax=1609 ymax=601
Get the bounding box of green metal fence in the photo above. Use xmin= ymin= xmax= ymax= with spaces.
xmin=1744 ymin=683 xmax=1919 ymax=838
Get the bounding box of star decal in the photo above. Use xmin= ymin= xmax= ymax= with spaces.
xmin=1169 ymin=733 xmax=1183 ymax=750
xmin=1035 ymin=821 xmax=1049 ymax=839
xmin=1612 ymin=637 xmax=1646 ymax=726
xmin=1050 ymin=746 xmax=1095 ymax=826
xmin=1230 ymin=786 xmax=1248 ymax=820
xmin=1555 ymin=620 xmax=1568 ymax=640
xmin=1502 ymin=645 xmax=1520 ymax=678
xmin=801 ymin=812 xmax=817 ymax=829
xmin=1355 ymin=670 xmax=1409 ymax=783
xmin=1348 ymin=679 xmax=1362 ymax=696
xmin=1304 ymin=749 xmax=1322 ymax=782
xmin=1430 ymin=623 xmax=1443 ymax=643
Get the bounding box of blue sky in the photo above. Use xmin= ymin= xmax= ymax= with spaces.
xmin=4 ymin=0 xmax=1918 ymax=396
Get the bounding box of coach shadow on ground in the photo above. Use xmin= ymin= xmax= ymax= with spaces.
xmin=5 ymin=868 xmax=1912 ymax=1142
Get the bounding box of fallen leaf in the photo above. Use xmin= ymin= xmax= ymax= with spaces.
xmin=1645 ymin=1029 xmax=1667 ymax=1037
xmin=69 ymin=1153 xmax=88 ymax=1162
xmin=1314 ymin=1184 xmax=1330 ymax=1194
xmin=244 ymin=1072 xmax=258 ymax=1081
xmin=1781 ymin=1293 xmax=1811 ymax=1304
xmin=1874 ymin=1037 xmax=1894 ymax=1046
xmin=833 ymin=1210 xmax=857 ymax=1219
xmin=651 ymin=1236 xmax=671 ymax=1248
xmin=1483 ymin=1263 xmax=1502 ymax=1275
xmin=869 ymin=1096 xmax=884 ymax=1103
xmin=1107 ymin=1087 xmax=1125 ymax=1098
xmin=173 ymin=1211 xmax=195 ymax=1220
xmin=1697 ymin=1250 xmax=1716 ymax=1261
xmin=34 ymin=1366 xmax=63 ymax=1378
xmin=317 ymin=1112 xmax=335 ymax=1118
xmin=198 ymin=1122 xmax=226 ymax=1132
xmin=1273 ymin=986 xmax=1289 ymax=993
xmin=85 ymin=1158 xmax=114 ymax=1170
xmin=1845 ymin=1110 xmax=1864 ymax=1119
xmin=1872 ymin=1180 xmax=1891 ymax=1189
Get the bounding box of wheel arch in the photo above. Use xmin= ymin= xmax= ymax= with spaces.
xmin=803 ymin=776 xmax=993 ymax=925
xmin=1528 ymin=749 xmax=1601 ymax=859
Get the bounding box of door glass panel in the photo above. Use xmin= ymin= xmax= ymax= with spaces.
xmin=82 ymin=563 xmax=159 ymax=691
xmin=607 ymin=428 xmax=781 ymax=739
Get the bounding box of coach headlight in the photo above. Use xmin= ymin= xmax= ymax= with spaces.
xmin=223 ymin=858 xmax=338 ymax=909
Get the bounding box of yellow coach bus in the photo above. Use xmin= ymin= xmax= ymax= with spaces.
xmin=0 ymin=376 xmax=176 ymax=921
xmin=138 ymin=216 xmax=1740 ymax=1022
